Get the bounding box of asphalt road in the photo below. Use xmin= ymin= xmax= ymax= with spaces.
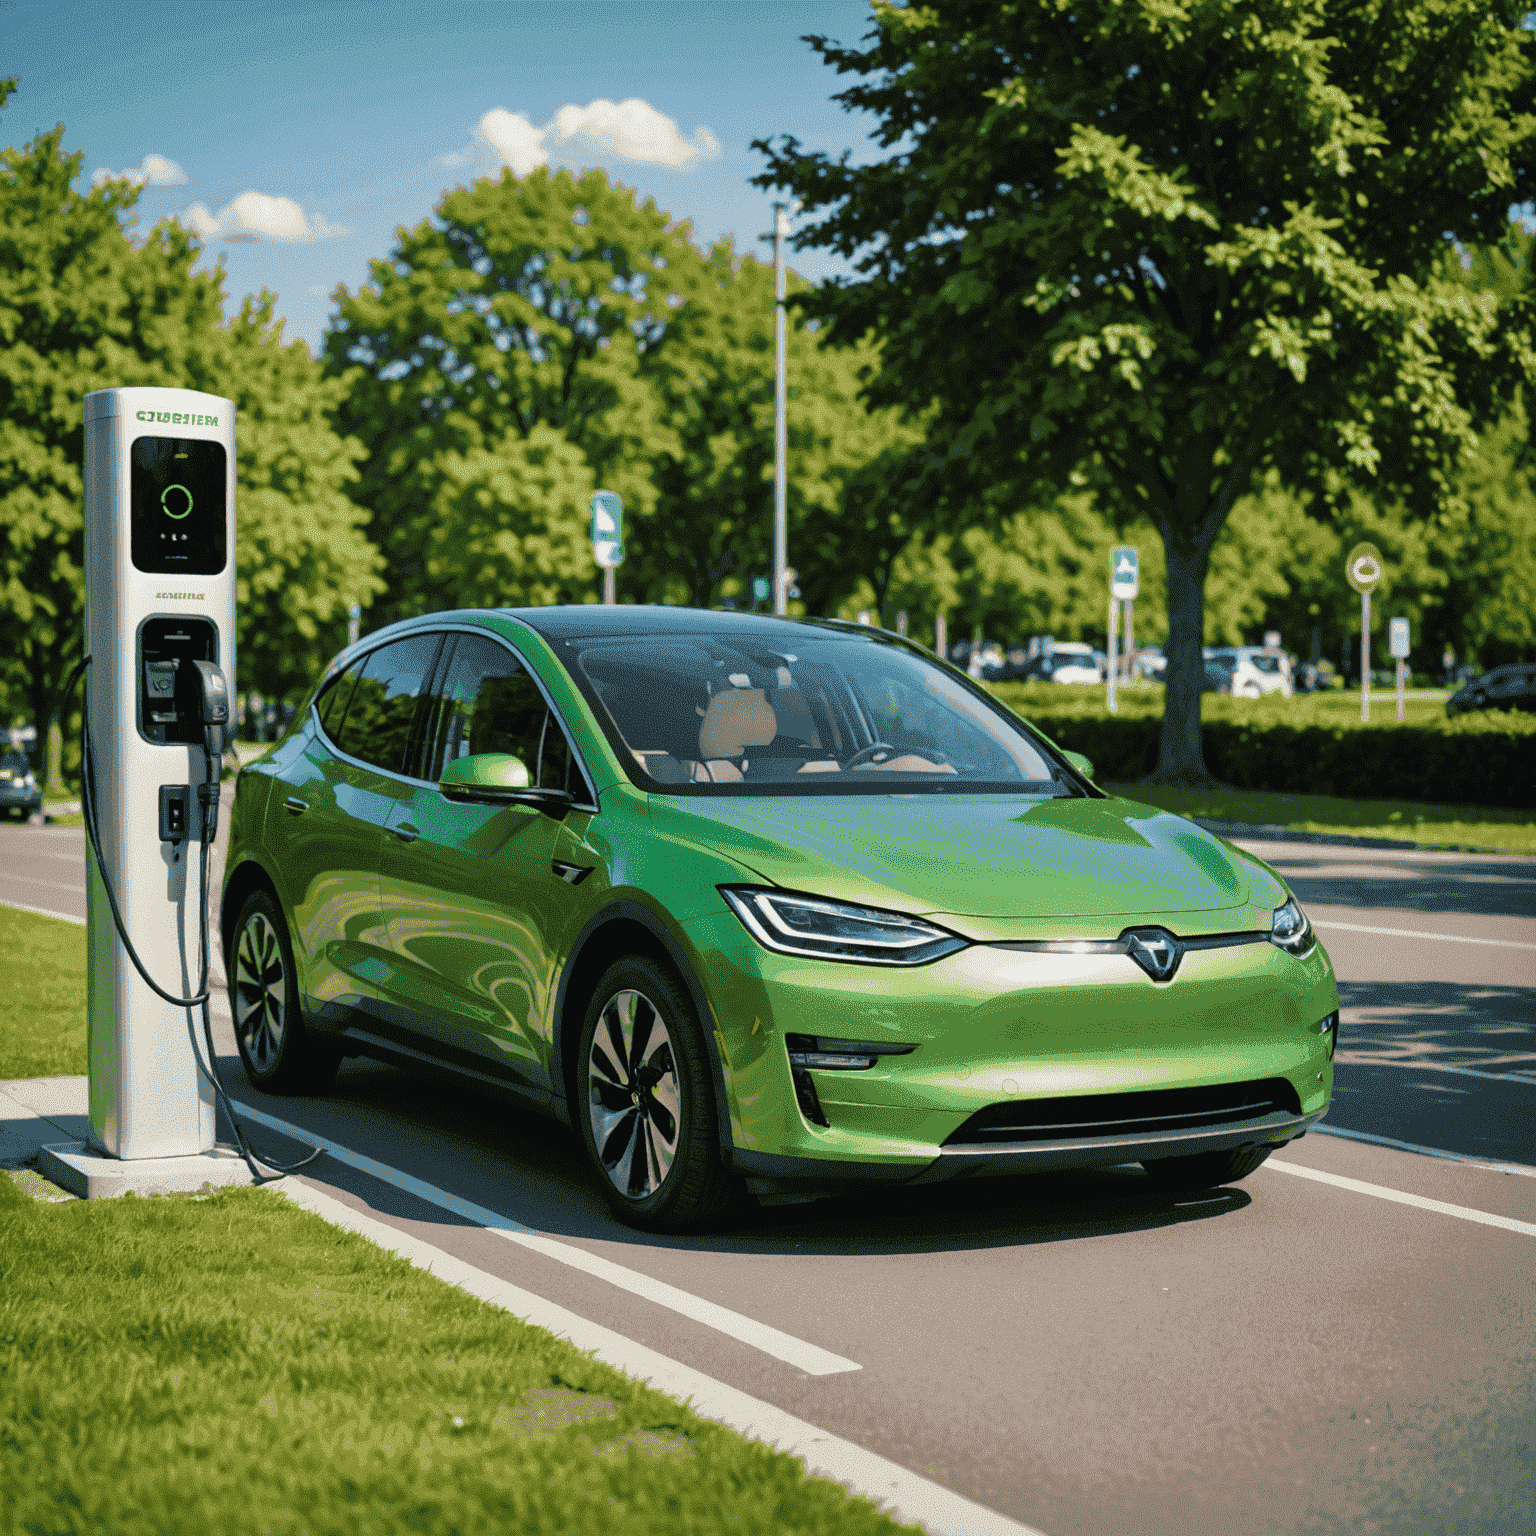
xmin=4 ymin=821 xmax=1534 ymax=1536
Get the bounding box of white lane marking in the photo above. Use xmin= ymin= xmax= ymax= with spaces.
xmin=1313 ymin=1124 xmax=1536 ymax=1177
xmin=1263 ymin=1158 xmax=1536 ymax=1236
xmin=277 ymin=1179 xmax=1042 ymax=1536
xmin=233 ymin=1100 xmax=859 ymax=1377
xmin=0 ymin=899 xmax=85 ymax=926
xmin=1315 ymin=919 xmax=1536 ymax=951
xmin=1335 ymin=1056 xmax=1536 ymax=1087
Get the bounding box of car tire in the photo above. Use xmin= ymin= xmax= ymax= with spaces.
xmin=1140 ymin=1143 xmax=1274 ymax=1192
xmin=577 ymin=956 xmax=736 ymax=1232
xmin=229 ymin=888 xmax=341 ymax=1094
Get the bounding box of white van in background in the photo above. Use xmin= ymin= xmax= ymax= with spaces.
xmin=1205 ymin=646 xmax=1294 ymax=698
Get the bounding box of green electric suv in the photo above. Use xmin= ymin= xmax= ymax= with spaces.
xmin=223 ymin=607 xmax=1337 ymax=1230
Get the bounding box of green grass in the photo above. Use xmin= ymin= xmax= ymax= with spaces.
xmin=0 ymin=1176 xmax=914 ymax=1536
xmin=0 ymin=905 xmax=87 ymax=1077
xmin=1103 ymin=781 xmax=1536 ymax=854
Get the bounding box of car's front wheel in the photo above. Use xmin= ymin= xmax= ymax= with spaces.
xmin=1141 ymin=1143 xmax=1274 ymax=1192
xmin=230 ymin=889 xmax=341 ymax=1094
xmin=577 ymin=956 xmax=736 ymax=1232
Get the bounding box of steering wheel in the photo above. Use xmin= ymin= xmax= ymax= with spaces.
xmin=844 ymin=741 xmax=949 ymax=770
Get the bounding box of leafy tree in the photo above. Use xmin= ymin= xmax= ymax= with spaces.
xmin=0 ymin=90 xmax=224 ymax=786
xmin=757 ymin=1 xmax=1535 ymax=782
xmin=0 ymin=86 xmax=382 ymax=791
xmin=217 ymin=294 xmax=383 ymax=702
xmin=325 ymin=167 xmax=705 ymax=618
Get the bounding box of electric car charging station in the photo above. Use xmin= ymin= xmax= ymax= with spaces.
xmin=40 ymin=386 xmax=257 ymax=1197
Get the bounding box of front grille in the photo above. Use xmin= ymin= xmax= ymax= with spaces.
xmin=943 ymin=1078 xmax=1302 ymax=1146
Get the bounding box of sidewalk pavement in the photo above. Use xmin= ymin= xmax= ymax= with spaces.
xmin=1 ymin=1076 xmax=88 ymax=1171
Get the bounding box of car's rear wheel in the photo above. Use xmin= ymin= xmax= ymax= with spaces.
xmin=1141 ymin=1143 xmax=1274 ymax=1192
xmin=577 ymin=956 xmax=735 ymax=1232
xmin=230 ymin=889 xmax=340 ymax=1094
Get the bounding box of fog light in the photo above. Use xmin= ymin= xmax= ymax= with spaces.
xmin=785 ymin=1034 xmax=917 ymax=1128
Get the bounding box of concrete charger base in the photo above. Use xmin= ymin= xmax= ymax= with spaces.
xmin=39 ymin=1141 xmax=259 ymax=1199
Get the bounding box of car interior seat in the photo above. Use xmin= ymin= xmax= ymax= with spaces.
xmin=696 ymin=687 xmax=777 ymax=781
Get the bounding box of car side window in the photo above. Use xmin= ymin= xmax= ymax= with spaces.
xmin=317 ymin=660 xmax=362 ymax=737
xmin=425 ymin=634 xmax=592 ymax=800
xmin=332 ymin=633 xmax=443 ymax=775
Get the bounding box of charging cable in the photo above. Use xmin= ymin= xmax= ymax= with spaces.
xmin=63 ymin=654 xmax=321 ymax=1182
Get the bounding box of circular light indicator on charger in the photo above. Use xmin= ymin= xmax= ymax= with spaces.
xmin=161 ymin=484 xmax=193 ymax=520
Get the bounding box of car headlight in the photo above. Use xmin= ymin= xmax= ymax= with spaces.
xmin=1270 ymin=897 xmax=1316 ymax=957
xmin=720 ymin=886 xmax=967 ymax=966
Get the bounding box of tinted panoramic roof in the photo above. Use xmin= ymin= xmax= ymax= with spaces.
xmin=509 ymin=605 xmax=872 ymax=644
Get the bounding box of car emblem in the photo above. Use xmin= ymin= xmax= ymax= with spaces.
xmin=1124 ymin=928 xmax=1183 ymax=982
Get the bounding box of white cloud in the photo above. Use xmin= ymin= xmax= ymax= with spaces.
xmin=442 ymin=99 xmax=720 ymax=178
xmin=182 ymin=192 xmax=346 ymax=244
xmin=91 ymin=153 xmax=189 ymax=189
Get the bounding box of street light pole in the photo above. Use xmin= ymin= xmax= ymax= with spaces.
xmin=773 ymin=202 xmax=790 ymax=617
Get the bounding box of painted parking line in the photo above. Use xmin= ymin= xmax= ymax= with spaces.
xmin=1313 ymin=1124 xmax=1536 ymax=1177
xmin=233 ymin=1100 xmax=860 ymax=1377
xmin=1314 ymin=919 xmax=1536 ymax=951
xmin=1263 ymin=1158 xmax=1536 ymax=1236
xmin=278 ymin=1179 xmax=1040 ymax=1536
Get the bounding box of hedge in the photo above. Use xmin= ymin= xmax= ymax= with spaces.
xmin=1014 ymin=710 xmax=1536 ymax=810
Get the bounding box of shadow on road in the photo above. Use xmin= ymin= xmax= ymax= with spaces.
xmin=1268 ymin=851 xmax=1536 ymax=922
xmin=222 ymin=1051 xmax=1258 ymax=1260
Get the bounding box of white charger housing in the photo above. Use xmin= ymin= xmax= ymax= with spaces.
xmin=83 ymin=386 xmax=236 ymax=1158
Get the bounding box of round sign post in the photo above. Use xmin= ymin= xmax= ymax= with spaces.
xmin=1345 ymin=543 xmax=1384 ymax=722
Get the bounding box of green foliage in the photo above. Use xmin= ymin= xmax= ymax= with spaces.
xmin=0 ymin=92 xmax=384 ymax=765
xmin=1019 ymin=708 xmax=1536 ymax=809
xmin=0 ymin=101 xmax=222 ymax=767
xmin=756 ymin=1 xmax=1536 ymax=782
xmin=326 ymin=166 xmax=702 ymax=617
xmin=217 ymin=295 xmax=384 ymax=700
xmin=0 ymin=905 xmax=86 ymax=1078
xmin=0 ymin=1185 xmax=914 ymax=1536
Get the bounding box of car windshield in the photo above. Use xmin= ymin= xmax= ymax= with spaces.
xmin=563 ymin=629 xmax=1073 ymax=797
xmin=1250 ymin=653 xmax=1281 ymax=673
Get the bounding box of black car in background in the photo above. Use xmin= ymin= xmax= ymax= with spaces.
xmin=0 ymin=751 xmax=41 ymax=821
xmin=1447 ymin=664 xmax=1536 ymax=716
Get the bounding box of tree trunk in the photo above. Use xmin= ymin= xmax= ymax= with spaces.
xmin=1150 ymin=530 xmax=1215 ymax=786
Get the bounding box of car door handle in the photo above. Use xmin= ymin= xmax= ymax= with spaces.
xmin=284 ymin=796 xmax=309 ymax=815
xmin=389 ymin=821 xmax=420 ymax=842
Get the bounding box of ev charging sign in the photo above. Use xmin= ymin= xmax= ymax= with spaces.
xmin=82 ymin=386 xmax=235 ymax=1161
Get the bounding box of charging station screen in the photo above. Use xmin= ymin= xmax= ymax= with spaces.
xmin=131 ymin=437 xmax=228 ymax=575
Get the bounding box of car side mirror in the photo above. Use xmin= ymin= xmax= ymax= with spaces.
xmin=439 ymin=752 xmax=572 ymax=818
xmin=1063 ymin=750 xmax=1095 ymax=780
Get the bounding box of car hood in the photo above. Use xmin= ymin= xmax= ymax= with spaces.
xmin=651 ymin=793 xmax=1259 ymax=922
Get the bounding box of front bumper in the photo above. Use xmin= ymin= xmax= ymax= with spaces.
xmin=684 ymin=909 xmax=1338 ymax=1192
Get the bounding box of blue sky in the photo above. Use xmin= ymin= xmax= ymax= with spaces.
xmin=4 ymin=0 xmax=879 ymax=351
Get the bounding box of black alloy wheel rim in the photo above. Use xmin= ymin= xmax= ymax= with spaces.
xmin=234 ymin=912 xmax=286 ymax=1072
xmin=586 ymin=988 xmax=682 ymax=1199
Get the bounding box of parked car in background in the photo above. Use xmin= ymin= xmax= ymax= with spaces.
xmin=1011 ymin=642 xmax=1103 ymax=685
xmin=1135 ymin=644 xmax=1167 ymax=680
xmin=0 ymin=750 xmax=41 ymax=822
xmin=1204 ymin=647 xmax=1293 ymax=699
xmin=1446 ymin=664 xmax=1536 ymax=716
